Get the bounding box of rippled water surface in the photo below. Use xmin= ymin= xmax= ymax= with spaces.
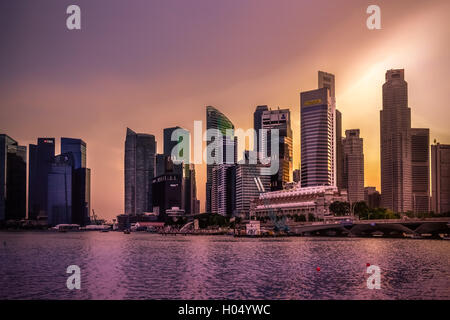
xmin=0 ymin=232 xmax=449 ymax=299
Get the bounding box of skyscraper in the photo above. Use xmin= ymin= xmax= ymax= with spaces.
xmin=258 ymin=107 xmax=292 ymax=191
xmin=431 ymin=143 xmax=450 ymax=214
xmin=47 ymin=153 xmax=73 ymax=226
xmin=61 ymin=137 xmax=91 ymax=225
xmin=300 ymin=87 xmax=336 ymax=187
xmin=163 ymin=126 xmax=190 ymax=162
xmin=343 ymin=129 xmax=364 ymax=204
xmin=318 ymin=71 xmax=343 ymax=190
xmin=211 ymin=164 xmax=235 ymax=216
xmin=206 ymin=106 xmax=235 ymax=213
xmin=124 ymin=128 xmax=156 ymax=215
xmin=0 ymin=134 xmax=26 ymax=222
xmin=61 ymin=137 xmax=86 ymax=169
xmin=380 ymin=69 xmax=412 ymax=213
xmin=234 ymin=152 xmax=271 ymax=217
xmin=29 ymin=138 xmax=55 ymax=220
xmin=253 ymin=105 xmax=269 ymax=155
xmin=364 ymin=187 xmax=381 ymax=209
xmin=411 ymin=128 xmax=430 ymax=214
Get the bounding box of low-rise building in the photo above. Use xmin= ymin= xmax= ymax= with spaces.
xmin=250 ymin=185 xmax=347 ymax=220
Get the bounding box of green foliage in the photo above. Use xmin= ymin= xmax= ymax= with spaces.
xmin=329 ymin=201 xmax=350 ymax=216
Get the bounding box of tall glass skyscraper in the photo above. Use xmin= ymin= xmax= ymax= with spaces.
xmin=0 ymin=134 xmax=26 ymax=222
xmin=47 ymin=154 xmax=73 ymax=226
xmin=259 ymin=107 xmax=292 ymax=191
xmin=206 ymin=106 xmax=235 ymax=213
xmin=29 ymin=138 xmax=55 ymax=220
xmin=61 ymin=138 xmax=86 ymax=169
xmin=300 ymin=87 xmax=336 ymax=187
xmin=124 ymin=128 xmax=156 ymax=215
xmin=380 ymin=69 xmax=412 ymax=213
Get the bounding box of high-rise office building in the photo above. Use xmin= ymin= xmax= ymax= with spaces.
xmin=206 ymin=106 xmax=235 ymax=213
xmin=343 ymin=129 xmax=364 ymax=203
xmin=61 ymin=138 xmax=86 ymax=169
xmin=47 ymin=154 xmax=73 ymax=226
xmin=182 ymin=163 xmax=198 ymax=215
xmin=253 ymin=105 xmax=269 ymax=155
xmin=318 ymin=71 xmax=343 ymax=191
xmin=0 ymin=134 xmax=26 ymax=222
xmin=163 ymin=126 xmax=190 ymax=162
xmin=257 ymin=107 xmax=292 ymax=191
xmin=29 ymin=138 xmax=55 ymax=220
xmin=411 ymin=128 xmax=430 ymax=214
xmin=364 ymin=187 xmax=381 ymax=209
xmin=124 ymin=128 xmax=156 ymax=215
xmin=300 ymin=87 xmax=336 ymax=187
xmin=152 ymin=173 xmax=182 ymax=219
xmin=335 ymin=110 xmax=344 ymax=190
xmin=61 ymin=137 xmax=91 ymax=225
xmin=211 ymin=164 xmax=235 ymax=216
xmin=380 ymin=69 xmax=412 ymax=213
xmin=234 ymin=153 xmax=271 ymax=217
xmin=431 ymin=143 xmax=450 ymax=214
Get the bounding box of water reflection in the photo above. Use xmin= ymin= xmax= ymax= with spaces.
xmin=0 ymin=232 xmax=449 ymax=299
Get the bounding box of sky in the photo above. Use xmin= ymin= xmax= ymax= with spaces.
xmin=1 ymin=0 xmax=449 ymax=221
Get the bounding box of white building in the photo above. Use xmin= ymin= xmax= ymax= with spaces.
xmin=250 ymin=185 xmax=347 ymax=220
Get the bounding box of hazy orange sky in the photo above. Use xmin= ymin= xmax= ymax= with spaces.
xmin=1 ymin=0 xmax=449 ymax=220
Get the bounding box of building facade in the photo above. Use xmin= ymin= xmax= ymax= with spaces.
xmin=411 ymin=128 xmax=430 ymax=214
xmin=300 ymin=87 xmax=336 ymax=187
xmin=431 ymin=143 xmax=450 ymax=214
xmin=258 ymin=107 xmax=293 ymax=191
xmin=206 ymin=106 xmax=235 ymax=213
xmin=124 ymin=128 xmax=156 ymax=215
xmin=0 ymin=134 xmax=26 ymax=222
xmin=364 ymin=187 xmax=381 ymax=209
xmin=250 ymin=185 xmax=348 ymax=220
xmin=29 ymin=138 xmax=55 ymax=220
xmin=380 ymin=69 xmax=412 ymax=213
xmin=234 ymin=162 xmax=271 ymax=218
xmin=343 ymin=129 xmax=364 ymax=203
xmin=211 ymin=164 xmax=235 ymax=216
xmin=152 ymin=173 xmax=182 ymax=219
xmin=47 ymin=154 xmax=73 ymax=226
xmin=61 ymin=137 xmax=86 ymax=169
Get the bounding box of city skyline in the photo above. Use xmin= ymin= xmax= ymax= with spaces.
xmin=1 ymin=0 xmax=449 ymax=220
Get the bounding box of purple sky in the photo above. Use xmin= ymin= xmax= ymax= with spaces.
xmin=1 ymin=0 xmax=449 ymax=220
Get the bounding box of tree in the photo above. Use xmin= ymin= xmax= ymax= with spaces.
xmin=329 ymin=201 xmax=350 ymax=216
xmin=353 ymin=201 xmax=369 ymax=219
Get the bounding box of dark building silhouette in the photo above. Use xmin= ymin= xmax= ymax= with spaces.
xmin=61 ymin=138 xmax=91 ymax=225
xmin=431 ymin=143 xmax=450 ymax=214
xmin=253 ymin=105 xmax=269 ymax=155
xmin=47 ymin=153 xmax=73 ymax=226
xmin=0 ymin=134 xmax=26 ymax=222
xmin=124 ymin=128 xmax=156 ymax=215
xmin=152 ymin=173 xmax=182 ymax=219
xmin=364 ymin=187 xmax=381 ymax=209
xmin=61 ymin=138 xmax=86 ymax=169
xmin=411 ymin=128 xmax=430 ymax=214
xmin=28 ymin=138 xmax=55 ymax=220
